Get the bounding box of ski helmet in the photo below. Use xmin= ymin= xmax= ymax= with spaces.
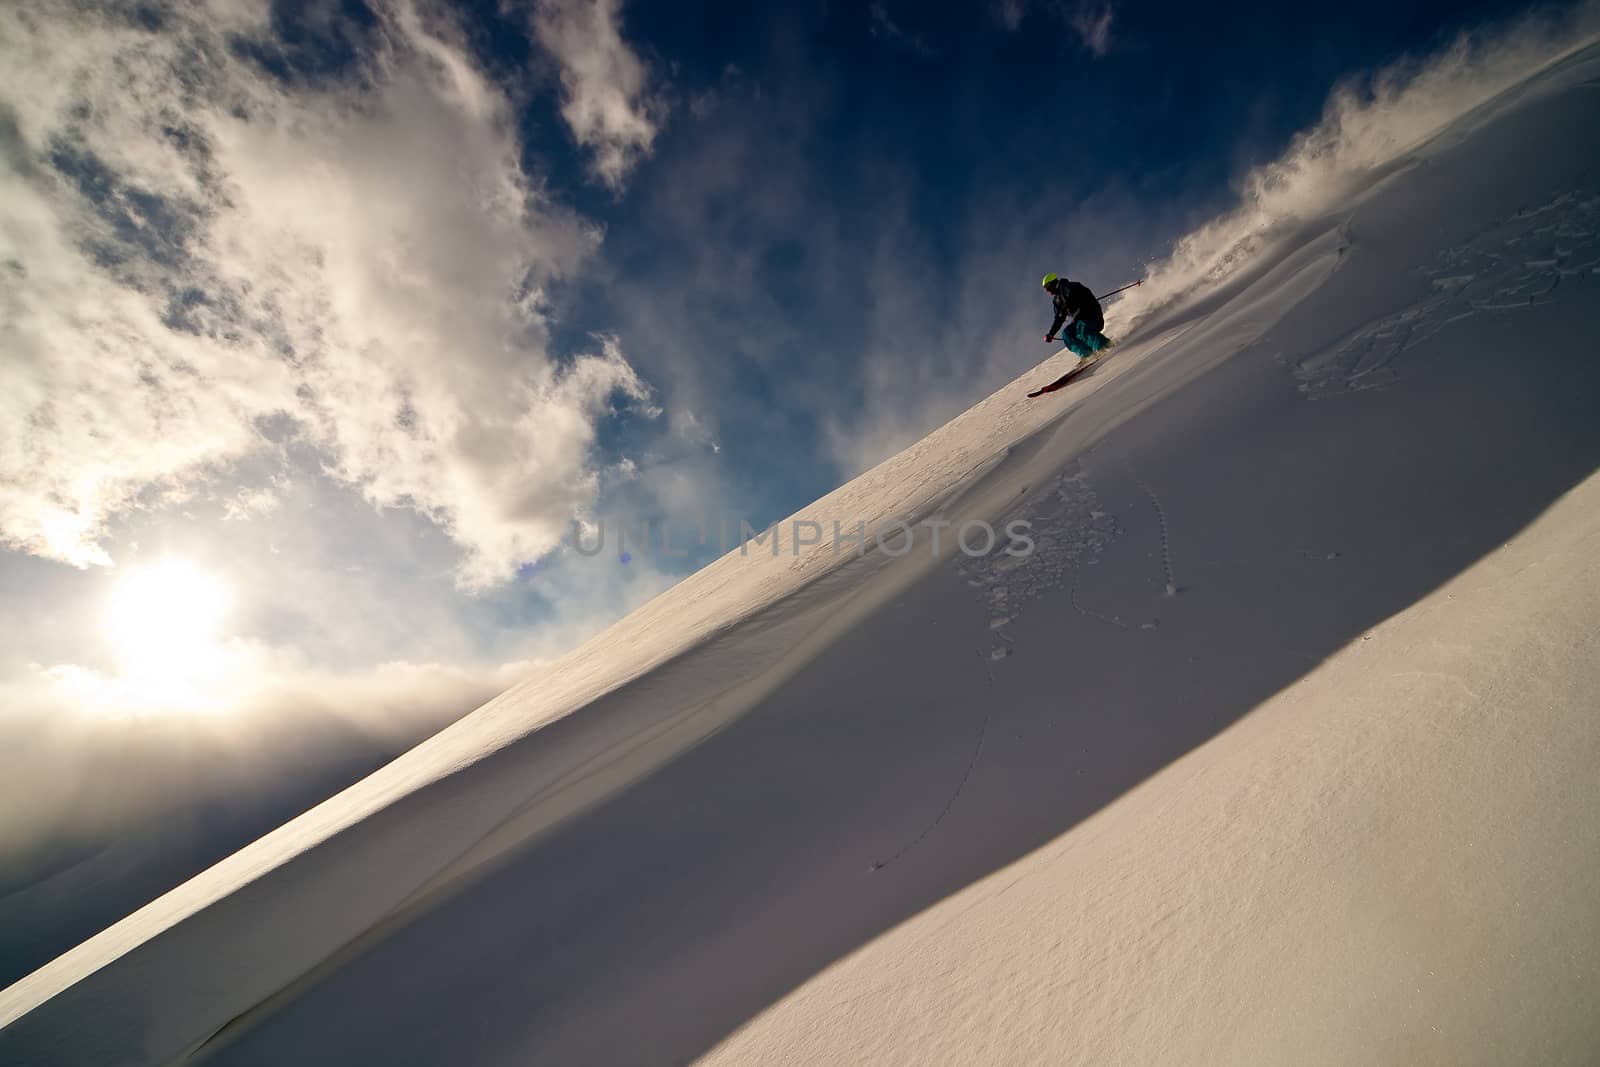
xmin=1041 ymin=273 xmax=1058 ymax=289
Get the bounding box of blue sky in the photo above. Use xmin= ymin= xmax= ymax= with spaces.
xmin=0 ymin=0 xmax=1571 ymax=747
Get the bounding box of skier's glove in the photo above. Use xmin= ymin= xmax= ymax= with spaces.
xmin=1044 ymin=335 xmax=1054 ymax=343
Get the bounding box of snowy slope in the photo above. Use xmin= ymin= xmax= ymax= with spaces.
xmin=5 ymin=35 xmax=1600 ymax=1067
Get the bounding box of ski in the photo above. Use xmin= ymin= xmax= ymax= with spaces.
xmin=1027 ymin=350 xmax=1107 ymax=397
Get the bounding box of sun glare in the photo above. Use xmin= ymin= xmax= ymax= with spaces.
xmin=104 ymin=558 xmax=233 ymax=710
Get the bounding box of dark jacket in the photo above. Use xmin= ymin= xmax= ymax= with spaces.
xmin=1047 ymin=279 xmax=1103 ymax=336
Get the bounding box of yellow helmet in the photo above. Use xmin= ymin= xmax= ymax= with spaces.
xmin=1041 ymin=273 xmax=1058 ymax=289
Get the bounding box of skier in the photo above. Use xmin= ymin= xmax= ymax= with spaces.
xmin=1042 ymin=273 xmax=1112 ymax=358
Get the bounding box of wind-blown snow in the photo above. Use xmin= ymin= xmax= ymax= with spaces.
xmin=1108 ymin=6 xmax=1600 ymax=336
xmin=5 ymin=29 xmax=1600 ymax=1067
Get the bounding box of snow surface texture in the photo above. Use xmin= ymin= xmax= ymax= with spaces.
xmin=5 ymin=35 xmax=1600 ymax=1067
xmin=1290 ymin=186 xmax=1600 ymax=395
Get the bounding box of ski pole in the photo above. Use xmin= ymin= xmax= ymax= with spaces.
xmin=1095 ymin=279 xmax=1144 ymax=301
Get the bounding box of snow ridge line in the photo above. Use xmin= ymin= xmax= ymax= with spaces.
xmin=869 ymin=662 xmax=996 ymax=873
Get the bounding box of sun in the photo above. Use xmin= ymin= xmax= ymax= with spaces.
xmin=104 ymin=558 xmax=233 ymax=709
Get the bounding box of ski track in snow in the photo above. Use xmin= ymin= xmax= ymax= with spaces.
xmin=1068 ymin=584 xmax=1157 ymax=632
xmin=958 ymin=451 xmax=1179 ymax=658
xmin=1289 ymin=185 xmax=1600 ymax=396
xmin=868 ymin=666 xmax=997 ymax=873
xmin=956 ymin=461 xmax=1118 ymax=661
xmin=870 ymin=466 xmax=1115 ymax=870
xmin=1126 ymin=456 xmax=1179 ymax=598
xmin=876 ymin=454 xmax=1173 ymax=870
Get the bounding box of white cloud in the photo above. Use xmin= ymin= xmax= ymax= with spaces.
xmin=870 ymin=3 xmax=935 ymax=58
xmin=1070 ymin=4 xmax=1114 ymax=57
xmin=0 ymin=649 xmax=523 ymax=876
xmin=1 ymin=643 xmax=524 ymax=733
xmin=0 ymin=0 xmax=657 ymax=590
xmin=222 ymin=484 xmax=284 ymax=522
xmin=531 ymin=0 xmax=663 ymax=190
xmin=993 ymin=0 xmax=1028 ymax=32
xmin=992 ymin=0 xmax=1110 ymax=45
